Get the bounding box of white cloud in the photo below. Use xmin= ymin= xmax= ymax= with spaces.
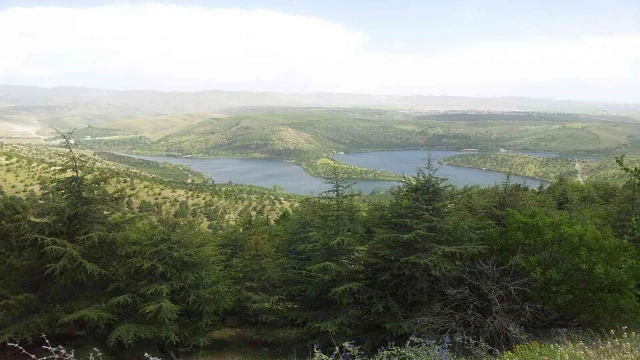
xmin=0 ymin=3 xmax=639 ymax=101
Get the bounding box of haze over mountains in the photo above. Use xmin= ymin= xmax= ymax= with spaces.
xmin=1 ymin=84 xmax=639 ymax=138
xmin=2 ymin=84 xmax=640 ymax=113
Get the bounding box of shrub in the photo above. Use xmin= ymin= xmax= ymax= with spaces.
xmin=498 ymin=210 xmax=640 ymax=327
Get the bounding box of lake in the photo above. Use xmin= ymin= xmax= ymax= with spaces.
xmin=133 ymin=150 xmax=547 ymax=195
xmin=336 ymin=151 xmax=547 ymax=188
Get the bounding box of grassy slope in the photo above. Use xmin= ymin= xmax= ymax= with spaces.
xmin=96 ymin=112 xmax=225 ymax=140
xmin=0 ymin=104 xmax=156 ymax=136
xmin=0 ymin=145 xmax=298 ymax=224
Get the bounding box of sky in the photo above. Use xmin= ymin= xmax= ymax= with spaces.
xmin=0 ymin=0 xmax=639 ymax=102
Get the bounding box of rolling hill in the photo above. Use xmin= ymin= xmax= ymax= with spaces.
xmin=135 ymin=108 xmax=640 ymax=158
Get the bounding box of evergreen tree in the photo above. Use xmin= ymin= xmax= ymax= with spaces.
xmin=279 ymin=162 xmax=366 ymax=342
xmin=101 ymin=218 xmax=234 ymax=358
xmin=0 ymin=129 xmax=126 ymax=343
xmin=361 ymin=156 xmax=483 ymax=340
xmin=217 ymin=215 xmax=288 ymax=343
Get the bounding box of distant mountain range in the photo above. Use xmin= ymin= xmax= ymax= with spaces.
xmin=1 ymin=84 xmax=638 ymax=138
xmin=2 ymin=84 xmax=639 ymax=114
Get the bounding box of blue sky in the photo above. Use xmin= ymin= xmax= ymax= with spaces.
xmin=0 ymin=1 xmax=639 ymax=102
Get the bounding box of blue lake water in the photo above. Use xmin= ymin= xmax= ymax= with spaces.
xmin=134 ymin=150 xmax=548 ymax=195
xmin=335 ymin=151 xmax=547 ymax=189
xmin=132 ymin=155 xmax=397 ymax=195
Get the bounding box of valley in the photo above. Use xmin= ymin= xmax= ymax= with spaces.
xmin=2 ymin=85 xmax=640 ymax=360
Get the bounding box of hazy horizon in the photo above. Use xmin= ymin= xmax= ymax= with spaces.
xmin=2 ymin=82 xmax=640 ymax=105
xmin=1 ymin=1 xmax=639 ymax=103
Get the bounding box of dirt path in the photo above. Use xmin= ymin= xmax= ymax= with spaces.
xmin=575 ymin=162 xmax=584 ymax=183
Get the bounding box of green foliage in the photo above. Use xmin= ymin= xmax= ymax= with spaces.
xmin=0 ymin=130 xmax=126 ymax=343
xmin=300 ymin=157 xmax=402 ymax=181
xmin=104 ymin=218 xmax=234 ymax=351
xmin=498 ymin=210 xmax=640 ymax=327
xmin=361 ymin=158 xmax=484 ymax=338
xmin=279 ymin=170 xmax=366 ymax=340
xmin=2 ymin=131 xmax=640 ymax=359
xmin=443 ymin=153 xmax=640 ymax=185
xmin=173 ymin=200 xmax=190 ymax=218
xmin=0 ymin=134 xmax=234 ymax=358
xmin=442 ymin=153 xmax=578 ymax=181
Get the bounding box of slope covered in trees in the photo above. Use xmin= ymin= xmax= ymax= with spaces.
xmin=0 ymin=144 xmax=298 ymax=227
xmin=442 ymin=153 xmax=640 ymax=184
xmin=1 ymin=138 xmax=639 ymax=359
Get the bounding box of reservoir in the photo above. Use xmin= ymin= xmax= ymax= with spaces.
xmin=134 ymin=151 xmax=547 ymax=195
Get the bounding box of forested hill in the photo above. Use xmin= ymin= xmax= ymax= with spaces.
xmin=1 ymin=137 xmax=639 ymax=359
xmin=441 ymin=153 xmax=640 ymax=184
xmin=0 ymin=145 xmax=298 ymax=226
xmin=132 ymin=109 xmax=640 ymax=157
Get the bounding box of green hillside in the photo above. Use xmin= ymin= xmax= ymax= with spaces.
xmin=441 ymin=153 xmax=640 ymax=184
xmin=97 ymin=112 xmax=225 ymax=140
xmin=6 ymin=106 xmax=640 ymax=181
xmin=0 ymin=145 xmax=298 ymax=225
xmin=133 ymin=108 xmax=640 ymax=159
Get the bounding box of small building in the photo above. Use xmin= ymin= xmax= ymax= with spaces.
xmin=461 ymin=148 xmax=479 ymax=152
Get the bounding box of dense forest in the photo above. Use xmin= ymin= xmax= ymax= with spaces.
xmin=1 ymin=135 xmax=639 ymax=359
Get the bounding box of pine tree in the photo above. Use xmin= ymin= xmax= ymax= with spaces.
xmin=279 ymin=161 xmax=366 ymax=342
xmin=102 ymin=217 xmax=234 ymax=358
xmin=361 ymin=156 xmax=483 ymax=340
xmin=217 ymin=215 xmax=287 ymax=341
xmin=0 ymin=129 xmax=126 ymax=343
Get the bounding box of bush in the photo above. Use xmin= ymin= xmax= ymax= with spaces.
xmin=498 ymin=210 xmax=640 ymax=327
xmin=438 ymin=259 xmax=544 ymax=350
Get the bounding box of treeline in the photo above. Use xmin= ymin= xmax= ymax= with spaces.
xmin=442 ymin=153 xmax=578 ymax=181
xmin=67 ymin=125 xmax=130 ymax=139
xmin=77 ymin=136 xmax=151 ymax=153
xmin=299 ymin=157 xmax=402 ymax=181
xmin=1 ymin=145 xmax=640 ymax=359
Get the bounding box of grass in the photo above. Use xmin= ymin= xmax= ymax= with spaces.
xmin=98 ymin=113 xmax=224 ymax=140
xmin=498 ymin=329 xmax=640 ymax=360
xmin=5 ymin=330 xmax=638 ymax=360
xmin=185 ymin=329 xmax=640 ymax=360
